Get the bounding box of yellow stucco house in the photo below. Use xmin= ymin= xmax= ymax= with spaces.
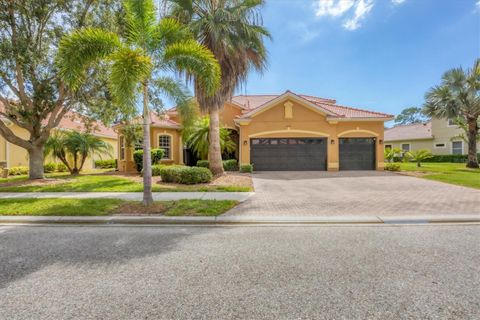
xmin=0 ymin=111 xmax=118 ymax=170
xmin=116 ymin=91 xmax=393 ymax=172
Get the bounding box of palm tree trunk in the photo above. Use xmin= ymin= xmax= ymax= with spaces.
xmin=142 ymin=82 xmax=154 ymax=206
xmin=466 ymin=117 xmax=479 ymax=168
xmin=208 ymin=108 xmax=224 ymax=175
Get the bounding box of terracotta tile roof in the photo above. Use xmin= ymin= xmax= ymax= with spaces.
xmin=384 ymin=122 xmax=433 ymax=142
xmin=150 ymin=112 xmax=181 ymax=128
xmin=0 ymin=101 xmax=116 ymax=138
xmin=231 ymin=92 xmax=392 ymax=119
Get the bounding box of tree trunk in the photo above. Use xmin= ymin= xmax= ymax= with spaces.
xmin=142 ymin=83 xmax=154 ymax=206
xmin=208 ymin=108 xmax=224 ymax=175
xmin=466 ymin=117 xmax=479 ymax=169
xmin=28 ymin=144 xmax=45 ymax=179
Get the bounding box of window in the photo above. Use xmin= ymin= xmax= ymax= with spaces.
xmin=435 ymin=143 xmax=446 ymax=148
xmin=401 ymin=144 xmax=410 ymax=152
xmin=447 ymin=118 xmax=456 ymax=126
xmin=452 ymin=141 xmax=463 ymax=155
xmin=119 ymin=136 xmax=125 ymax=160
xmin=384 ymin=144 xmax=392 ymax=150
xmin=159 ymin=135 xmax=171 ymax=159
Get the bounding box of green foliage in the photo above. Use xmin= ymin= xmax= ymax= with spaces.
xmin=152 ymin=164 xmax=163 ymax=176
xmin=223 ymin=159 xmax=238 ymax=171
xmin=185 ymin=117 xmax=237 ymax=159
xmin=196 ymin=160 xmax=210 ymax=168
xmin=160 ymin=166 xmax=213 ymax=184
xmin=43 ymin=163 xmax=57 ymax=173
xmin=118 ymin=124 xmax=143 ymax=148
xmin=133 ymin=149 xmax=165 ymax=172
xmin=385 ymin=163 xmax=401 ymax=171
xmin=426 ymin=154 xmax=480 ymax=163
xmin=405 ymin=149 xmax=433 ymax=167
xmin=384 ymin=147 xmax=402 ymax=163
xmin=240 ymin=164 xmax=253 ymax=173
xmin=56 ymin=163 xmax=68 ymax=172
xmin=394 ymin=107 xmax=429 ymax=125
xmin=95 ymin=159 xmax=117 ymax=169
xmin=45 ymin=131 xmax=113 ymax=174
xmin=8 ymin=167 xmax=29 ymax=176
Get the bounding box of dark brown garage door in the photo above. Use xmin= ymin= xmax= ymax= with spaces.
xmin=339 ymin=138 xmax=376 ymax=170
xmin=250 ymin=138 xmax=327 ymax=171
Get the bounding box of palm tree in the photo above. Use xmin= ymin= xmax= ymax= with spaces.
xmin=423 ymin=59 xmax=480 ymax=168
xmin=185 ymin=117 xmax=236 ymax=160
xmin=405 ymin=149 xmax=433 ymax=167
xmin=45 ymin=131 xmax=113 ymax=175
xmin=169 ymin=0 xmax=270 ymax=175
xmin=56 ymin=0 xmax=220 ymax=205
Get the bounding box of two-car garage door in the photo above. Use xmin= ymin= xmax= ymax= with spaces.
xmin=250 ymin=137 xmax=376 ymax=171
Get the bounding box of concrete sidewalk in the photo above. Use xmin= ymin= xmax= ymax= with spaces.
xmin=0 ymin=214 xmax=479 ymax=225
xmin=0 ymin=192 xmax=254 ymax=202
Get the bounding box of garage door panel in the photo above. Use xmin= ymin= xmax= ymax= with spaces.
xmin=339 ymin=138 xmax=376 ymax=170
xmin=251 ymin=138 xmax=327 ymax=171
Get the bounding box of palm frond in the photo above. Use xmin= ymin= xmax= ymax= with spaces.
xmin=123 ymin=0 xmax=157 ymax=47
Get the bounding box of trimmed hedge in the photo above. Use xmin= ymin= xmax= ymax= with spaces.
xmin=8 ymin=166 xmax=29 ymax=176
xmin=385 ymin=163 xmax=401 ymax=171
xmin=160 ymin=166 xmax=212 ymax=184
xmin=240 ymin=164 xmax=253 ymax=173
xmin=196 ymin=159 xmax=239 ymax=171
xmin=43 ymin=163 xmax=57 ymax=173
xmin=424 ymin=154 xmax=480 ymax=163
xmin=152 ymin=164 xmax=162 ymax=176
xmin=133 ymin=148 xmax=165 ymax=172
xmin=56 ymin=163 xmax=68 ymax=172
xmin=95 ymin=159 xmax=116 ymax=169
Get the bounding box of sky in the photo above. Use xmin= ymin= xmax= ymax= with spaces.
xmin=237 ymin=0 xmax=480 ymax=120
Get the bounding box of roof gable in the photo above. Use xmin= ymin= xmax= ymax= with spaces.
xmin=384 ymin=122 xmax=433 ymax=142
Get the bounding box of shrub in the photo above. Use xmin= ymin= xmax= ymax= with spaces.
xmin=56 ymin=163 xmax=68 ymax=172
xmin=160 ymin=166 xmax=212 ymax=184
xmin=196 ymin=160 xmax=209 ymax=168
xmin=43 ymin=162 xmax=57 ymax=173
xmin=152 ymin=164 xmax=162 ymax=176
xmin=385 ymin=163 xmax=401 ymax=171
xmin=240 ymin=164 xmax=253 ymax=173
xmin=94 ymin=159 xmax=116 ymax=169
xmin=8 ymin=166 xmax=29 ymax=176
xmin=425 ymin=154 xmax=480 ymax=163
xmin=133 ymin=148 xmax=165 ymax=172
xmin=223 ymin=159 xmax=238 ymax=171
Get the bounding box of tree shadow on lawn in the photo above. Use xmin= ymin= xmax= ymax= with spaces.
xmin=0 ymin=225 xmax=210 ymax=289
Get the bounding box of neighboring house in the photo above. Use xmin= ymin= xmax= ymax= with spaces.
xmin=0 ymin=110 xmax=118 ymax=170
xmin=115 ymin=90 xmax=393 ymax=172
xmin=384 ymin=118 xmax=480 ymax=155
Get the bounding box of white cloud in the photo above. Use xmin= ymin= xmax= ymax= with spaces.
xmin=343 ymin=0 xmax=374 ymax=30
xmin=477 ymin=0 xmax=480 ymax=9
xmin=392 ymin=0 xmax=406 ymax=5
xmin=315 ymin=0 xmax=355 ymax=17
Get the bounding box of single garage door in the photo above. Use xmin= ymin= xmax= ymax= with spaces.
xmin=251 ymin=138 xmax=327 ymax=171
xmin=339 ymin=138 xmax=376 ymax=170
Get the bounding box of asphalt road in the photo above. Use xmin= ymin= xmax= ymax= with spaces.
xmin=0 ymin=225 xmax=479 ymax=319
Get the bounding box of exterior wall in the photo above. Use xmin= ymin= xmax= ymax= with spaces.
xmin=238 ymin=99 xmax=385 ymax=170
xmin=151 ymin=127 xmax=182 ymax=165
xmin=384 ymin=140 xmax=434 ymax=153
xmin=221 ymin=102 xmax=243 ymax=129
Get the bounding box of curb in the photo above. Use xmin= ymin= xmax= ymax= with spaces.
xmin=0 ymin=215 xmax=479 ymax=225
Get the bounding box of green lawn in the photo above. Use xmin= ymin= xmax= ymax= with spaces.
xmin=0 ymin=198 xmax=237 ymax=216
xmin=0 ymin=174 xmax=252 ymax=192
xmin=398 ymin=162 xmax=480 ymax=189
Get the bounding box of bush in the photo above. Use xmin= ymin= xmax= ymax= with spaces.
xmin=94 ymin=159 xmax=116 ymax=169
xmin=133 ymin=148 xmax=165 ymax=172
xmin=43 ymin=162 xmax=57 ymax=173
xmin=385 ymin=163 xmax=401 ymax=171
xmin=8 ymin=166 xmax=29 ymax=176
xmin=56 ymin=163 xmax=68 ymax=172
xmin=196 ymin=160 xmax=209 ymax=168
xmin=424 ymin=154 xmax=480 ymax=163
xmin=223 ymin=159 xmax=238 ymax=171
xmin=152 ymin=164 xmax=162 ymax=176
xmin=160 ymin=166 xmax=212 ymax=184
xmin=240 ymin=164 xmax=253 ymax=173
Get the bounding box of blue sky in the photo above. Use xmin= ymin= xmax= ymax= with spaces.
xmin=238 ymin=0 xmax=480 ymax=119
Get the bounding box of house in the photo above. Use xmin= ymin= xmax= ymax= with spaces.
xmin=384 ymin=118 xmax=479 ymax=155
xmin=116 ymin=91 xmax=393 ymax=171
xmin=0 ymin=110 xmax=118 ymax=170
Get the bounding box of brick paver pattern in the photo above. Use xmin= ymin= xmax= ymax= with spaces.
xmin=224 ymin=171 xmax=480 ymax=216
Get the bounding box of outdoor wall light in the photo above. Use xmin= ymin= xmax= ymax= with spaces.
xmin=243 ymin=140 xmax=248 ymax=145
xmin=330 ymin=139 xmax=335 ymax=145
xmin=379 ymin=139 xmax=383 ymax=145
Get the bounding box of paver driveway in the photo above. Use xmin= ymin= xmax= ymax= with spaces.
xmin=224 ymin=171 xmax=480 ymax=216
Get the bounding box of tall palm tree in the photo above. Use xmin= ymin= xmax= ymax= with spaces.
xmin=424 ymin=59 xmax=480 ymax=168
xmin=56 ymin=0 xmax=220 ymax=205
xmin=45 ymin=131 xmax=113 ymax=175
xmin=169 ymin=0 xmax=270 ymax=175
